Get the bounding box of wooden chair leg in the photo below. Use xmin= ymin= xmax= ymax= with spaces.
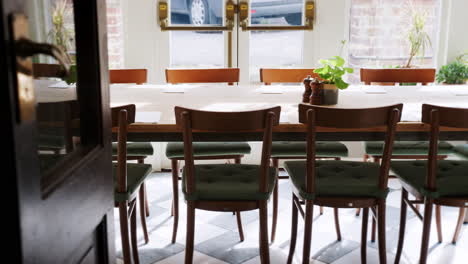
xmin=302 ymin=200 xmax=314 ymax=264
xmin=234 ymin=157 xmax=246 ymax=242
xmin=435 ymin=205 xmax=443 ymax=243
xmin=363 ymin=154 xmax=369 ymax=162
xmin=394 ymin=189 xmax=408 ymax=264
xmin=185 ymin=201 xmax=196 ymax=264
xmin=118 ymin=202 xmax=133 ymax=264
xmin=271 ymin=178 xmax=279 ymax=243
xmin=419 ymin=198 xmax=434 ymax=264
xmin=236 ymin=211 xmax=245 ymax=242
xmin=287 ymin=194 xmax=299 ymax=264
xmin=371 ymin=210 xmax=376 ymax=243
xmin=377 ymin=200 xmax=387 ymax=264
xmin=356 ymin=208 xmax=361 ymax=216
xmin=139 ymin=187 xmax=149 ymax=244
xmin=259 ymin=200 xmax=270 ymax=264
xmin=334 ymin=208 xmax=342 ymax=241
xmin=361 ymin=207 xmax=369 ymax=264
xmin=171 ymin=159 xmax=179 ymax=244
xmin=144 ymin=183 xmax=150 ymax=217
xmin=271 ymin=158 xmax=279 ymax=243
xmin=138 ymin=158 xmax=150 ymax=217
xmin=130 ymin=201 xmax=140 ymax=264
xmin=452 ymin=207 xmax=466 ymax=244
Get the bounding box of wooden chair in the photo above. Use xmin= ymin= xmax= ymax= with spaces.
xmin=453 ymin=144 xmax=468 ymax=226
xmin=110 ymin=69 xmax=153 ymax=243
xmin=360 ymin=68 xmax=436 ymax=85
xmin=285 ymin=103 xmax=402 ymax=264
xmin=110 ymin=69 xmax=147 ymax=85
xmin=260 ymin=68 xmax=348 ymax=242
xmin=166 ymin=68 xmax=239 ymax=85
xmin=359 ymin=68 xmax=455 ymax=242
xmin=33 ymin=63 xmax=77 ymax=155
xmin=454 ymin=144 xmax=468 ymax=159
xmin=392 ymin=104 xmax=468 ymax=264
xmin=165 ymin=68 xmax=251 ymax=243
xmin=175 ymin=106 xmax=280 ymax=264
xmin=112 ymin=104 xmax=153 ymax=264
xmin=260 ymin=68 xmax=319 ymax=85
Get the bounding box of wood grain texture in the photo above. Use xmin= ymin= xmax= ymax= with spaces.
xmin=109 ymin=69 xmax=147 ymax=84
xmin=360 ymin=68 xmax=436 ymax=84
xmin=166 ymin=68 xmax=240 ymax=84
xmin=260 ymin=68 xmax=320 ymax=84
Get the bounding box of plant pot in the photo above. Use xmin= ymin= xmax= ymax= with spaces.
xmin=322 ymin=84 xmax=339 ymax=105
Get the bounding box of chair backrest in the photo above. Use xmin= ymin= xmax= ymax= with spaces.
xmin=360 ymin=68 xmax=436 ymax=85
xmin=260 ymin=68 xmax=320 ymax=85
xmin=33 ymin=63 xmax=65 ymax=78
xmin=298 ymin=103 xmax=402 ymax=193
xmin=175 ymin=106 xmax=281 ymax=195
xmin=421 ymin=104 xmax=468 ymax=191
xmin=109 ymin=69 xmax=147 ymax=84
xmin=165 ymin=68 xmax=240 ymax=84
xmin=111 ymin=104 xmax=136 ymax=193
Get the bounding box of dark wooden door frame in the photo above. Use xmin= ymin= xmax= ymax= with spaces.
xmin=2 ymin=0 xmax=114 ymax=263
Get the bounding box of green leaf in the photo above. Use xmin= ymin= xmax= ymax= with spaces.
xmin=333 ymin=56 xmax=345 ymax=67
xmin=63 ymin=64 xmax=77 ymax=85
xmin=344 ymin=67 xmax=354 ymax=73
xmin=319 ymin=59 xmax=328 ymax=66
xmin=335 ymin=78 xmax=349 ymax=89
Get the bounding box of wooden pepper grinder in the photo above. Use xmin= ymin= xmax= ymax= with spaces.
xmin=302 ymin=75 xmax=313 ymax=103
xmin=309 ymin=78 xmax=323 ymax=105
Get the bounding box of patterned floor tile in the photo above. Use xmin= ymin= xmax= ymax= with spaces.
xmin=114 ymin=172 xmax=467 ymax=264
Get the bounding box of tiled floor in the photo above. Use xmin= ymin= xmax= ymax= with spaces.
xmin=115 ymin=170 xmax=467 ymax=264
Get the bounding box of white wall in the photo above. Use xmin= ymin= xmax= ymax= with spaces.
xmin=445 ymin=0 xmax=468 ymax=63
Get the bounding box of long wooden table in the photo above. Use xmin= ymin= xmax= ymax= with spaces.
xmin=108 ymin=83 xmax=468 ymax=142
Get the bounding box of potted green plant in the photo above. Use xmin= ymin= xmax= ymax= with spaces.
xmin=436 ymin=59 xmax=468 ymax=84
xmin=49 ymin=0 xmax=76 ymax=85
xmin=404 ymin=9 xmax=432 ymax=68
xmin=313 ymin=55 xmax=354 ymax=105
xmin=49 ymin=0 xmax=74 ymax=56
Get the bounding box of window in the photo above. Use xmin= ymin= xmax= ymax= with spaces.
xmin=348 ymin=0 xmax=440 ymax=83
xmin=32 ymin=0 xmax=124 ymax=68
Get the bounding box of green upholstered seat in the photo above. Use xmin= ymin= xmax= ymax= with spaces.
xmin=112 ymin=142 xmax=154 ymax=156
xmin=181 ymin=164 xmax=277 ymax=201
xmin=365 ymin=141 xmax=453 ymax=156
xmin=166 ymin=142 xmax=251 ymax=159
xmin=284 ymin=160 xmax=389 ymax=200
xmin=38 ymin=154 xmax=65 ymax=172
xmin=391 ymin=160 xmax=468 ymax=198
xmin=38 ymin=134 xmax=66 ymax=149
xmin=113 ymin=163 xmax=152 ymax=202
xmin=454 ymin=144 xmax=468 ymax=159
xmin=271 ymin=141 xmax=348 ymax=158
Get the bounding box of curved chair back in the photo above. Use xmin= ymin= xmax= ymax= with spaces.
xmin=360 ymin=68 xmax=436 ymax=85
xmin=421 ymin=104 xmax=468 ymax=190
xmin=110 ymin=69 xmax=147 ymax=84
xmin=260 ymin=68 xmax=320 ymax=85
xmin=174 ymin=106 xmax=281 ymax=194
xmin=33 ymin=63 xmax=65 ymax=78
xmin=298 ymin=103 xmax=402 ymax=193
xmin=111 ymin=104 xmax=136 ymax=192
xmin=165 ymin=68 xmax=240 ymax=85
